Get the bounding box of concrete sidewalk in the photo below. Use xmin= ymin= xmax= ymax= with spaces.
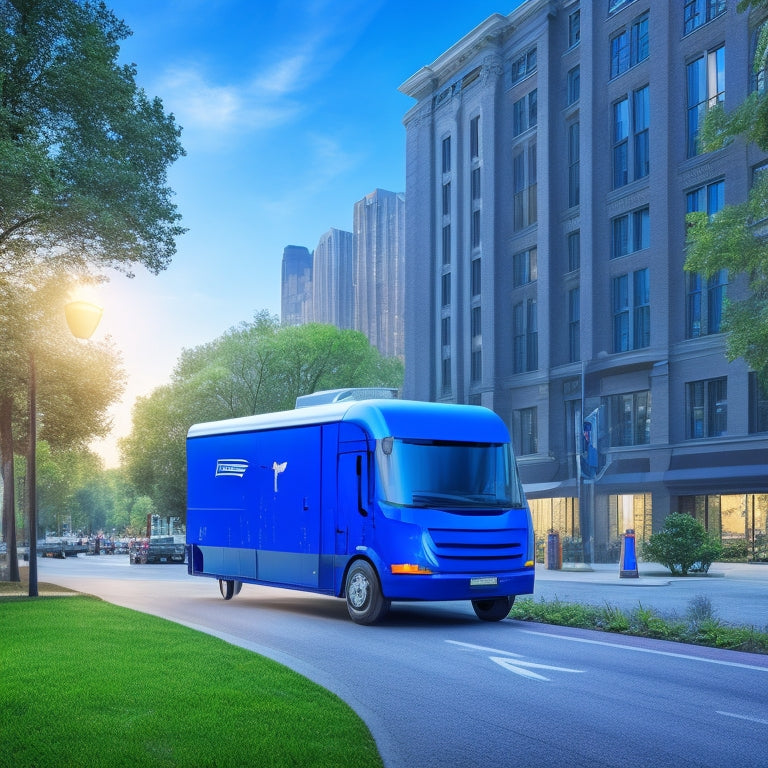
xmin=531 ymin=561 xmax=768 ymax=628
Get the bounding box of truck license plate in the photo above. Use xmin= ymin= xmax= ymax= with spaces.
xmin=470 ymin=576 xmax=498 ymax=587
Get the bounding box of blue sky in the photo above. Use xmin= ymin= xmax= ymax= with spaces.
xmin=90 ymin=0 xmax=526 ymax=464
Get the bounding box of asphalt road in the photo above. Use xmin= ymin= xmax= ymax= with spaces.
xmin=38 ymin=556 xmax=768 ymax=768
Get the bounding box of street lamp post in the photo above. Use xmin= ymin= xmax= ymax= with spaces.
xmin=27 ymin=300 xmax=103 ymax=597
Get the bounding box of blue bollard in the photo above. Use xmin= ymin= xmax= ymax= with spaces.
xmin=620 ymin=529 xmax=639 ymax=578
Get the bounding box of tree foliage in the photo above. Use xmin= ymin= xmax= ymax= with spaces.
xmin=685 ymin=0 xmax=768 ymax=379
xmin=0 ymin=0 xmax=186 ymax=276
xmin=121 ymin=314 xmax=405 ymax=519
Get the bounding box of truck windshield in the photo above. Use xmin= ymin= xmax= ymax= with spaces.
xmin=376 ymin=438 xmax=525 ymax=509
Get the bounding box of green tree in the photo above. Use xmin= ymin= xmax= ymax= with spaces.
xmin=2 ymin=276 xmax=124 ymax=576
xmin=685 ymin=0 xmax=768 ymax=379
xmin=121 ymin=316 xmax=405 ymax=521
xmin=0 ymin=0 xmax=186 ymax=274
xmin=0 ymin=0 xmax=184 ymax=578
xmin=641 ymin=513 xmax=723 ymax=576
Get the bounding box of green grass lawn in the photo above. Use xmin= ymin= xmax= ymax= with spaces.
xmin=0 ymin=596 xmax=383 ymax=768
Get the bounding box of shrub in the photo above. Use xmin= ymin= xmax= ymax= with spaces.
xmin=640 ymin=513 xmax=723 ymax=575
xmin=720 ymin=539 xmax=749 ymax=561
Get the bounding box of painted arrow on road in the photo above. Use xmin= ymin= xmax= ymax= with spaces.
xmin=489 ymin=655 xmax=583 ymax=681
xmin=447 ymin=639 xmax=584 ymax=682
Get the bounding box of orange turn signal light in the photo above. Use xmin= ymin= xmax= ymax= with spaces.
xmin=391 ymin=564 xmax=433 ymax=575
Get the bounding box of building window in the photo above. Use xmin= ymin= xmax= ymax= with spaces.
xmin=441 ymin=355 xmax=451 ymax=395
xmin=613 ymin=97 xmax=629 ymax=188
xmin=612 ymin=215 xmax=628 ymax=258
xmin=567 ymin=66 xmax=580 ymax=105
xmin=442 ymin=136 xmax=451 ymax=173
xmin=749 ymin=372 xmax=768 ymax=433
xmin=610 ymin=13 xmax=649 ymax=79
xmin=687 ymin=179 xmax=724 ymax=221
xmin=633 ymin=267 xmax=650 ymax=348
xmin=513 ymin=300 xmax=538 ymax=374
xmin=613 ymin=269 xmax=650 ymax=352
xmin=569 ymin=8 xmax=581 ymax=48
xmin=441 ymin=316 xmax=450 ymax=348
xmin=513 ymin=302 xmax=525 ymax=373
xmin=630 ymin=13 xmax=649 ymax=66
xmin=442 ymin=224 xmax=451 ymax=265
xmin=686 ymin=180 xmax=726 ymax=337
xmin=471 ymin=257 xmax=481 ymax=297
xmin=707 ymin=269 xmax=727 ymax=333
xmin=613 ymin=275 xmax=630 ymax=352
xmin=513 ymin=247 xmax=537 ymax=287
xmin=686 ymin=272 xmax=702 ymax=338
xmin=609 ymin=0 xmax=634 ymax=14
xmin=471 ymin=167 xmax=481 ymax=201
xmin=603 ymin=390 xmax=651 ymax=446
xmin=684 ymin=0 xmax=727 ymax=36
xmin=568 ymin=230 xmax=580 ymax=272
xmin=687 ymin=377 xmax=727 ymax=438
xmin=568 ymin=122 xmax=580 ymax=207
xmin=513 ymin=407 xmax=538 ymax=455
xmin=470 ymin=115 xmax=480 ymax=160
xmin=752 ymin=19 xmax=768 ymax=93
xmin=510 ymin=47 xmax=537 ymax=84
xmin=441 ymin=272 xmax=451 ymax=307
xmin=471 ymin=306 xmax=482 ymax=383
xmin=526 ymin=298 xmax=538 ymax=371
xmin=568 ymin=287 xmax=580 ymax=363
xmin=513 ymin=140 xmax=537 ymax=231
xmin=610 ymin=29 xmax=629 ymax=79
xmin=471 ymin=306 xmax=482 ymax=345
xmin=442 ymin=182 xmax=451 ymax=216
xmin=687 ymin=46 xmax=725 ymax=157
xmin=513 ymin=89 xmax=537 ymax=136
xmin=471 ymin=209 xmax=481 ymax=249
xmin=613 ymin=86 xmax=649 ymax=188
xmin=633 ymin=207 xmax=650 ymax=251
xmin=611 ymin=206 xmax=649 ymax=258
xmin=633 ymin=86 xmax=650 ymax=179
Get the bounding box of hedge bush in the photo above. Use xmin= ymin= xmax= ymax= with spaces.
xmin=640 ymin=512 xmax=723 ymax=575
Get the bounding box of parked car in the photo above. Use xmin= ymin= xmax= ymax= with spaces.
xmin=130 ymin=536 xmax=185 ymax=564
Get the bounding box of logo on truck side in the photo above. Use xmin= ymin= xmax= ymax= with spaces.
xmin=215 ymin=459 xmax=249 ymax=478
xmin=272 ymin=461 xmax=287 ymax=492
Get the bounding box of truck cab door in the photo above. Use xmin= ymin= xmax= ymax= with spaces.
xmin=336 ymin=450 xmax=371 ymax=557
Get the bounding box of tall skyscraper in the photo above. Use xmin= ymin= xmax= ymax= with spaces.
xmin=353 ymin=189 xmax=405 ymax=359
xmin=280 ymin=245 xmax=313 ymax=326
xmin=400 ymin=0 xmax=768 ymax=559
xmin=312 ymin=228 xmax=354 ymax=329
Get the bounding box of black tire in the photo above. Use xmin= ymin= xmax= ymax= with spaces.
xmin=345 ymin=560 xmax=390 ymax=625
xmin=471 ymin=595 xmax=515 ymax=622
xmin=219 ymin=579 xmax=242 ymax=600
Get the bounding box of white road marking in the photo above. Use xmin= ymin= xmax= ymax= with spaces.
xmin=446 ymin=639 xmax=584 ymax=682
xmin=520 ymin=629 xmax=768 ymax=673
xmin=717 ymin=711 xmax=768 ymax=725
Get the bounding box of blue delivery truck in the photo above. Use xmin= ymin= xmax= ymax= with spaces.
xmin=186 ymin=398 xmax=534 ymax=624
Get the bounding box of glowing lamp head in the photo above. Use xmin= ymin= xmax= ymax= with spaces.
xmin=65 ymin=301 xmax=103 ymax=340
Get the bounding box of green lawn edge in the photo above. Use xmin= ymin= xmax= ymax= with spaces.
xmin=0 ymin=596 xmax=383 ymax=768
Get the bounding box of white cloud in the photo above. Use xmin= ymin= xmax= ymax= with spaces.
xmin=253 ymin=53 xmax=311 ymax=95
xmin=156 ymin=66 xmax=303 ymax=144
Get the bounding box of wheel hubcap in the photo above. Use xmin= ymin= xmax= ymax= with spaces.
xmin=348 ymin=572 xmax=369 ymax=609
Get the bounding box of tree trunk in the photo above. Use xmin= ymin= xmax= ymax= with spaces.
xmin=0 ymin=395 xmax=20 ymax=582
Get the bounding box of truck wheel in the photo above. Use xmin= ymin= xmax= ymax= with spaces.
xmin=471 ymin=595 xmax=515 ymax=622
xmin=345 ymin=561 xmax=390 ymax=625
xmin=218 ymin=579 xmax=242 ymax=600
